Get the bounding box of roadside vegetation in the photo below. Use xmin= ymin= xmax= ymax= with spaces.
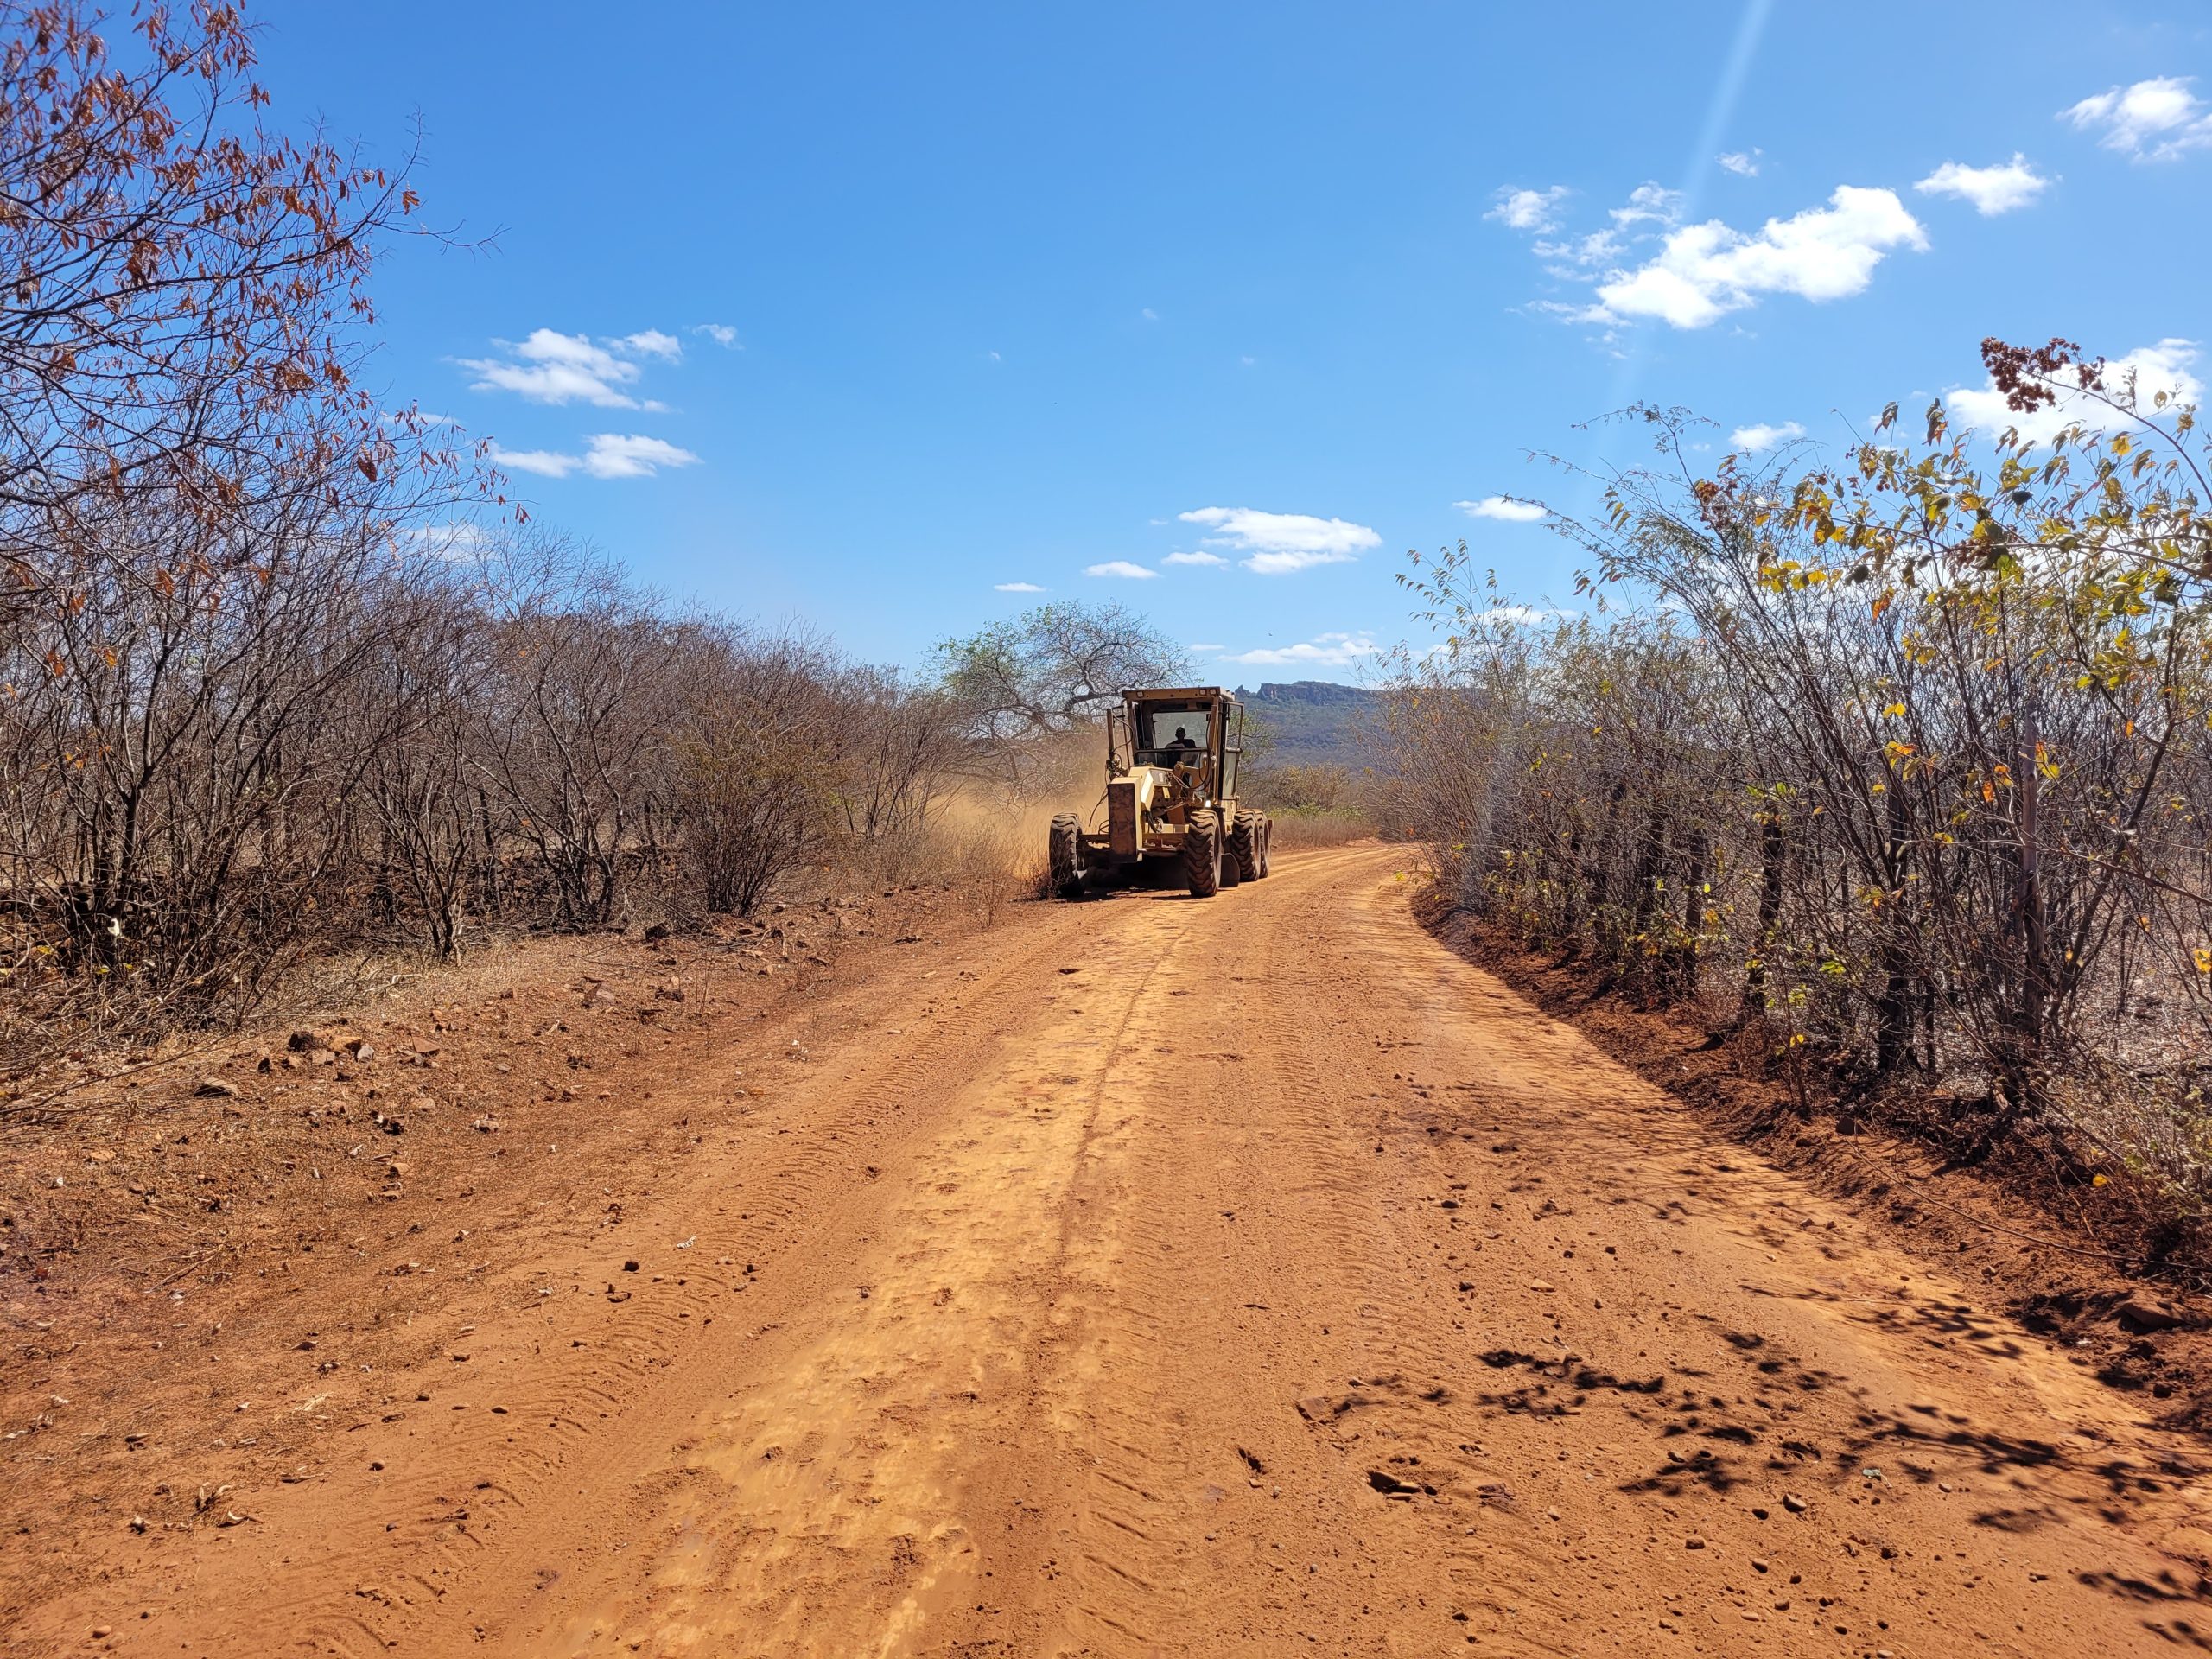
xmin=0 ymin=7 xmax=1205 ymax=1097
xmin=1239 ymin=762 xmax=1374 ymax=849
xmin=1383 ymin=342 xmax=2212 ymax=1257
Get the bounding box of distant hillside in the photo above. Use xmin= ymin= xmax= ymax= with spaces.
xmin=1232 ymin=680 xmax=1382 ymax=767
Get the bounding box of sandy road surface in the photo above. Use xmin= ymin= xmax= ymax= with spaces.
xmin=20 ymin=844 xmax=2212 ymax=1656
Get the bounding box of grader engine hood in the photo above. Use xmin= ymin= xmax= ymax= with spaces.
xmin=1105 ymin=766 xmax=1179 ymax=856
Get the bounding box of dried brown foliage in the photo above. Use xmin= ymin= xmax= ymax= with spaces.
xmin=1386 ymin=346 xmax=2212 ymax=1232
xmin=0 ymin=8 xmax=996 ymax=1099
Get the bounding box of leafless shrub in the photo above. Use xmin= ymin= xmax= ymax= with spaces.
xmin=1243 ymin=761 xmax=1374 ymax=849
xmin=467 ymin=539 xmax=679 ymax=930
xmin=673 ymin=627 xmax=843 ymax=918
xmin=835 ymin=664 xmax=962 ymax=842
xmin=1266 ymin=808 xmax=1376 ymax=851
xmin=0 ymin=7 xmax=1185 ymax=1098
xmin=1242 ymin=762 xmax=1356 ymax=812
xmin=360 ymin=567 xmax=493 ymax=957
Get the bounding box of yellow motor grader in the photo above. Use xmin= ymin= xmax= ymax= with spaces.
xmin=1048 ymin=687 xmax=1273 ymax=899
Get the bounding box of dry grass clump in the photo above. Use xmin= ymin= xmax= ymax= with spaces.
xmin=1266 ymin=808 xmax=1375 ymax=850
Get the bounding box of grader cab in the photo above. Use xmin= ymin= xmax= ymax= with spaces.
xmin=1047 ymin=687 xmax=1274 ymax=899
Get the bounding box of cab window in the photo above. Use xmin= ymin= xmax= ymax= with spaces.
xmin=1135 ymin=706 xmax=1211 ymax=762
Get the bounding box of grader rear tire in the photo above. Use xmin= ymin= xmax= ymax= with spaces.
xmin=1228 ymin=813 xmax=1261 ymax=883
xmin=1047 ymin=813 xmax=1084 ymax=899
xmin=1183 ymin=809 xmax=1222 ymax=898
xmin=1255 ymin=814 xmax=1273 ymax=878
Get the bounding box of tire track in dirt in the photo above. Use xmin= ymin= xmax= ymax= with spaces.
xmin=948 ymin=849 xmax=1505 ymax=1654
xmin=1259 ymin=862 xmax=2212 ymax=1655
xmin=945 ymin=846 xmax=2212 ymax=1655
xmin=24 ymin=844 xmax=2212 ymax=1656
xmin=480 ymin=905 xmax=1195 ymax=1656
xmin=14 ymin=894 xmax=1125 ymax=1656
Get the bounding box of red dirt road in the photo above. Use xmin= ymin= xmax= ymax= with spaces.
xmin=11 ymin=844 xmax=2211 ymax=1655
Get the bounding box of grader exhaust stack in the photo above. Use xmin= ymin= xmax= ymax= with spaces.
xmin=1047 ymin=687 xmax=1273 ymax=899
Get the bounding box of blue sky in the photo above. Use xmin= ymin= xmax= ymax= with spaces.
xmin=257 ymin=1 xmax=2210 ymax=680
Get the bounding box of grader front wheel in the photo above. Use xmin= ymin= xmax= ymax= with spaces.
xmin=1047 ymin=813 xmax=1085 ymax=899
xmin=1183 ymin=809 xmax=1223 ymax=898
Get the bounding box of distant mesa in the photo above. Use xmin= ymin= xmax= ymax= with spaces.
xmin=1235 ymin=679 xmax=1374 ymax=706
xmin=1230 ymin=680 xmax=1381 ymax=767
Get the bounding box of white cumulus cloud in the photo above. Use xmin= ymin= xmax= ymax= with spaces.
xmin=693 ymin=323 xmax=741 ymax=348
xmin=1486 ymin=185 xmax=1570 ymax=233
xmin=399 ymin=522 xmax=491 ymax=562
xmin=1177 ymin=506 xmax=1381 ymax=575
xmin=1915 ymin=155 xmax=2050 ymax=215
xmin=995 ymin=581 xmax=1046 ymax=593
xmin=464 ymin=332 xmax=640 ymax=407
xmin=579 ymin=434 xmax=699 ymax=479
xmin=1610 ymin=182 xmax=1683 ymax=227
xmin=487 ymin=445 xmax=579 ymax=478
xmin=1948 ymin=338 xmax=2202 ymax=444
xmin=617 ymin=329 xmax=683 ymax=361
xmin=1592 ymin=186 xmax=1927 ymax=329
xmin=1456 ymin=496 xmax=1546 ymax=523
xmin=1731 ymin=420 xmax=1807 ymax=452
xmin=489 ymin=434 xmax=701 ymax=480
xmin=1533 ymin=229 xmax=1624 ymax=276
xmin=459 ymin=328 xmax=686 ymax=408
xmin=1085 ymin=560 xmax=1158 ymax=580
xmin=1223 ymin=631 xmax=1381 ymax=668
xmin=1524 ymin=182 xmax=1677 ymax=279
xmin=1717 ymin=149 xmax=1762 ymax=176
xmin=2062 ymin=76 xmax=2212 ymax=162
xmin=1162 ymin=550 xmax=1230 ymax=567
